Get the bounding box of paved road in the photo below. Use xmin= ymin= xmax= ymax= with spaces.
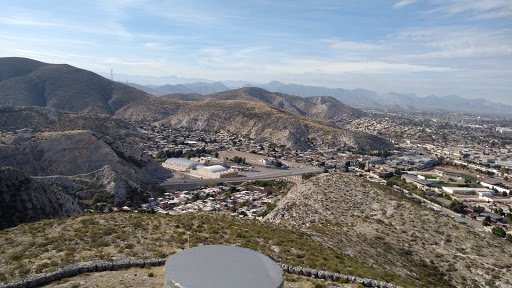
xmin=161 ymin=165 xmax=323 ymax=189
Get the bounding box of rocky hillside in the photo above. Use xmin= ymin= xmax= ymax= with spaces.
xmin=0 ymin=57 xmax=150 ymax=114
xmin=0 ymin=106 xmax=143 ymax=142
xmin=0 ymin=212 xmax=415 ymax=287
xmin=0 ymin=165 xmax=154 ymax=229
xmin=164 ymin=87 xmax=366 ymax=124
xmin=265 ymin=173 xmax=512 ymax=288
xmin=118 ymin=98 xmax=392 ymax=151
xmin=0 ymin=106 xmax=171 ymax=183
xmin=0 ymin=167 xmax=82 ymax=229
xmin=0 ymin=130 xmax=169 ymax=183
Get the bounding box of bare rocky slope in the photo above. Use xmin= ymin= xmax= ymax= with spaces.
xmin=0 ymin=130 xmax=168 ymax=184
xmin=118 ymin=98 xmax=392 ymax=151
xmin=0 ymin=167 xmax=82 ymax=229
xmin=0 ymin=57 xmax=151 ymax=115
xmin=265 ymin=173 xmax=512 ymax=288
xmin=0 ymin=107 xmax=171 ymax=183
xmin=0 ymin=166 xmax=152 ymax=229
xmin=164 ymin=87 xmax=366 ymax=125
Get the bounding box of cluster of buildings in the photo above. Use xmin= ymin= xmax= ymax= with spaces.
xmin=143 ymin=186 xmax=281 ymax=219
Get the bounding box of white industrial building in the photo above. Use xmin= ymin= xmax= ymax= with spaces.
xmin=442 ymin=186 xmax=494 ymax=195
xmin=162 ymin=158 xmax=238 ymax=178
xmin=190 ymin=165 xmax=238 ymax=179
xmin=163 ymin=158 xmax=203 ymax=172
xmin=480 ymin=181 xmax=511 ymax=194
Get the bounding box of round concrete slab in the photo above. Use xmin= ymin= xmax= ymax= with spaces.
xmin=164 ymin=245 xmax=284 ymax=288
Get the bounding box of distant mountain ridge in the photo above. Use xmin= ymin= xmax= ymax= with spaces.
xmin=125 ymin=79 xmax=512 ymax=114
xmin=163 ymin=87 xmax=366 ymax=124
xmin=132 ymin=81 xmax=230 ymax=96
xmin=0 ymin=57 xmax=391 ymax=152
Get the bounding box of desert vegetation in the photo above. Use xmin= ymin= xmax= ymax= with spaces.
xmin=0 ymin=212 xmax=410 ymax=287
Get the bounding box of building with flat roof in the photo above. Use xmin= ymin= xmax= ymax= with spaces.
xmin=163 ymin=158 xmax=203 ymax=172
xmin=191 ymin=165 xmax=238 ymax=179
xmin=442 ymin=187 xmax=494 ymax=195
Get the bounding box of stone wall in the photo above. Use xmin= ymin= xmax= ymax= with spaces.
xmin=0 ymin=260 xmax=403 ymax=288
xmin=0 ymin=258 xmax=166 ymax=288
xmin=279 ymin=264 xmax=404 ymax=288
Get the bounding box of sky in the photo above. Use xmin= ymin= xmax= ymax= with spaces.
xmin=1 ymin=0 xmax=511 ymax=104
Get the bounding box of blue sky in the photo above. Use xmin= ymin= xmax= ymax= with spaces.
xmin=1 ymin=0 xmax=511 ymax=104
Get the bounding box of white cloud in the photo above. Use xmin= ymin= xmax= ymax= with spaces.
xmin=324 ymin=38 xmax=381 ymax=50
xmin=430 ymin=0 xmax=512 ymax=19
xmin=144 ymin=42 xmax=160 ymax=48
xmin=0 ymin=16 xmax=57 ymax=26
xmin=265 ymin=58 xmax=454 ymax=74
xmin=390 ymin=26 xmax=512 ymax=61
xmin=393 ymin=0 xmax=417 ymax=9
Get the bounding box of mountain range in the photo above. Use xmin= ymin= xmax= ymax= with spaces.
xmin=0 ymin=57 xmax=390 ymax=151
xmin=124 ymin=79 xmax=512 ymax=114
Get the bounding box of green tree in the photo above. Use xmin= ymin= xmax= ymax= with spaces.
xmin=302 ymin=172 xmax=317 ymax=180
xmin=492 ymin=227 xmax=506 ymax=238
xmin=449 ymin=200 xmax=466 ymax=214
xmin=507 ymin=213 xmax=512 ymax=223
xmin=473 ymin=206 xmax=485 ymax=213
xmin=483 ymin=215 xmax=492 ymax=226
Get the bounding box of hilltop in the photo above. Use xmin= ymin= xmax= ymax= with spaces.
xmin=117 ymin=98 xmax=392 ymax=151
xmin=164 ymin=87 xmax=366 ymax=125
xmin=0 ymin=212 xmax=413 ymax=287
xmin=0 ymin=57 xmax=150 ymax=115
xmin=265 ymin=173 xmax=512 ymax=288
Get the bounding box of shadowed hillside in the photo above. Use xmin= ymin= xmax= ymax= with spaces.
xmin=0 ymin=57 xmax=150 ymax=114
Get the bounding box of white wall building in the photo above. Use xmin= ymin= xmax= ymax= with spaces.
xmin=162 ymin=158 xmax=203 ymax=172
xmin=442 ymin=186 xmax=494 ymax=195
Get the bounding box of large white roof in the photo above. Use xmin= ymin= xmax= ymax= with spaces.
xmin=203 ymin=165 xmax=228 ymax=173
xmin=164 ymin=158 xmax=201 ymax=168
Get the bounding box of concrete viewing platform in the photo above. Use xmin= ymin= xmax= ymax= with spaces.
xmin=163 ymin=245 xmax=284 ymax=288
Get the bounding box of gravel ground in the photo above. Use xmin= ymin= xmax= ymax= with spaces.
xmin=42 ymin=267 xmax=357 ymax=288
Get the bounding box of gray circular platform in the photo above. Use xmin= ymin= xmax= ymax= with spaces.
xmin=163 ymin=245 xmax=284 ymax=288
